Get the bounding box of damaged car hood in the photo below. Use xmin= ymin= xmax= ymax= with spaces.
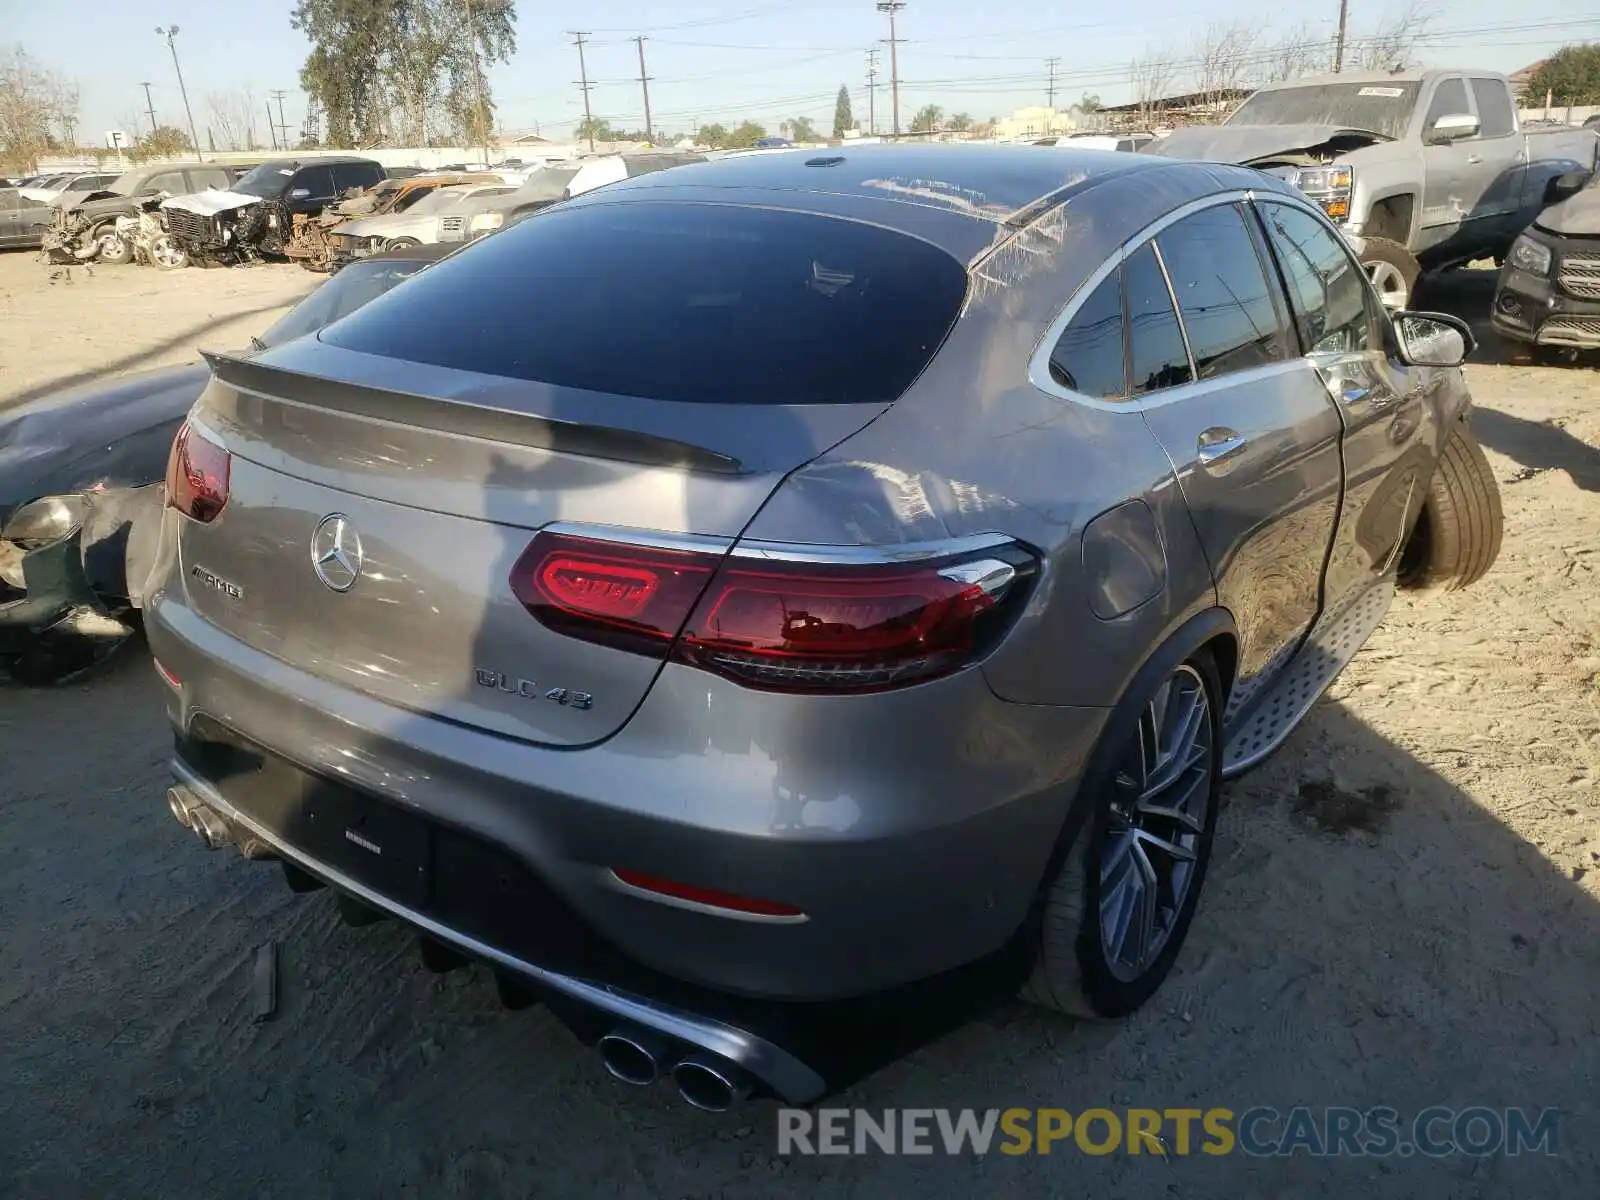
xmin=162 ymin=189 xmax=263 ymax=216
xmin=1145 ymin=123 xmax=1383 ymax=164
xmin=0 ymin=363 xmax=210 ymax=510
xmin=1535 ymin=182 xmax=1600 ymax=236
xmin=336 ymin=211 xmax=440 ymax=240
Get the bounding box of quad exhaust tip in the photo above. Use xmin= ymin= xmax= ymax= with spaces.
xmin=166 ymin=785 xmax=232 ymax=850
xmin=598 ymin=1029 xmax=666 ymax=1086
xmin=672 ymin=1052 xmax=753 ymax=1113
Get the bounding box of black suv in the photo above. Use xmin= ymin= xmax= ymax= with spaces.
xmin=162 ymin=156 xmax=386 ymax=266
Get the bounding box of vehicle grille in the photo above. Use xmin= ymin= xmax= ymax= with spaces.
xmin=1537 ymin=316 xmax=1600 ymax=347
xmin=1557 ymin=249 xmax=1600 ymax=299
xmin=164 ymin=207 xmax=215 ymax=243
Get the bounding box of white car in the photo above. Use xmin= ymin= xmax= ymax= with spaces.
xmin=20 ymin=172 xmax=120 ymax=206
xmin=331 ymin=182 xmax=518 ymax=261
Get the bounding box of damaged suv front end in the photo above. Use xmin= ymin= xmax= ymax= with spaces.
xmin=162 ymin=190 xmax=290 ymax=267
xmin=1493 ymin=172 xmax=1600 ymax=352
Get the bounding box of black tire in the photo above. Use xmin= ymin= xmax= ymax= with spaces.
xmin=1398 ymin=424 xmax=1504 ymax=591
xmin=93 ymin=224 xmax=133 ymax=265
xmin=385 ymin=237 xmax=421 ymax=251
xmin=1021 ymin=650 xmax=1223 ymax=1018
xmin=1359 ymin=236 xmax=1420 ymax=311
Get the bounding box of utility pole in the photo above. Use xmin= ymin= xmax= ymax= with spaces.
xmin=139 ymin=82 xmax=158 ymax=135
xmin=156 ymin=26 xmax=203 ymax=160
xmin=1332 ymin=0 xmax=1349 ymax=72
xmin=635 ymin=36 xmax=654 ymax=143
xmin=876 ymin=1 xmax=905 ymax=137
xmin=463 ymin=0 xmax=491 ymax=164
xmin=570 ymin=31 xmax=595 ymax=152
xmin=266 ymin=101 xmax=279 ymax=150
xmin=271 ymin=89 xmax=291 ymax=151
xmin=866 ymin=48 xmax=879 ymax=136
xmin=1046 ymin=57 xmax=1060 ymax=109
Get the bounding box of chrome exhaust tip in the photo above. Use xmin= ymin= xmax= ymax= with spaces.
xmin=672 ymin=1053 xmax=753 ymax=1113
xmin=598 ymin=1029 xmax=667 ymax=1086
xmin=187 ymin=803 xmax=233 ymax=851
xmin=166 ymin=785 xmax=198 ymax=829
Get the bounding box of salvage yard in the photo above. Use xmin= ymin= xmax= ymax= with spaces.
xmin=2 ymin=250 xmax=1598 ymax=1197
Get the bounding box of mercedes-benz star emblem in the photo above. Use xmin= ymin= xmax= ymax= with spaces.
xmin=311 ymin=514 xmax=364 ymax=592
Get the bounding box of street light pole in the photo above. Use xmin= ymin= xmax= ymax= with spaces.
xmin=156 ymin=26 xmax=204 ymax=160
xmin=876 ymin=1 xmax=905 ymax=138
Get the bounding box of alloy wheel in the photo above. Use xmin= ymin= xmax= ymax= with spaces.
xmin=1365 ymin=260 xmax=1409 ymax=310
xmin=1098 ymin=664 xmax=1214 ymax=982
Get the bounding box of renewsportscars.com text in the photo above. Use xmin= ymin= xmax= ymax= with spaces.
xmin=776 ymin=1106 xmax=1561 ymax=1157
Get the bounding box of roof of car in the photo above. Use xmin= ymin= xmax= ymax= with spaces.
xmin=560 ymin=143 xmax=1286 ymax=267
xmin=253 ymin=155 xmax=383 ymax=171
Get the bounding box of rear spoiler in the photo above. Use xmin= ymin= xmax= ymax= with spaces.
xmin=202 ymin=351 xmax=745 ymax=474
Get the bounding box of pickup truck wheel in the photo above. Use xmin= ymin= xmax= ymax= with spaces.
xmin=149 ymin=235 xmax=189 ymax=271
xmin=1398 ymin=424 xmax=1503 ymax=591
xmin=1359 ymin=237 xmax=1420 ymax=311
xmin=1022 ymin=653 xmax=1221 ymax=1018
xmin=93 ymin=225 xmax=133 ymax=265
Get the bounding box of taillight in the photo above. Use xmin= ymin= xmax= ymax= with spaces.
xmin=165 ymin=422 xmax=231 ymax=523
xmin=509 ymin=531 xmax=1033 ymax=693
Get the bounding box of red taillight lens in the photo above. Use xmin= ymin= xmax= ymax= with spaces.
xmin=165 ymin=422 xmax=231 ymax=523
xmin=511 ymin=530 xmax=1032 ymax=693
xmin=611 ymin=868 xmax=805 ymax=918
xmin=510 ymin=533 xmax=718 ymax=656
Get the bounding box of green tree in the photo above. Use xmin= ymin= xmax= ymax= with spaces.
xmin=0 ymin=46 xmax=76 ymax=174
xmin=910 ymin=104 xmax=943 ymax=133
xmin=833 ymin=84 xmax=853 ymax=137
xmin=724 ymin=120 xmax=766 ymax=149
xmin=577 ymin=115 xmax=614 ymax=143
xmin=1079 ymin=92 xmax=1102 ymax=113
xmin=291 ymin=0 xmax=516 ymax=148
xmin=129 ymin=124 xmax=193 ymax=162
xmin=696 ymin=122 xmax=729 ymax=148
xmin=1522 ymin=43 xmax=1600 ymax=105
xmin=947 ymin=112 xmax=972 ymax=132
xmin=781 ymin=115 xmax=818 ymax=141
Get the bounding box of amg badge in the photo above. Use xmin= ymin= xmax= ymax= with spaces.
xmin=474 ymin=668 xmax=593 ymax=710
xmin=190 ymin=563 xmax=243 ymax=599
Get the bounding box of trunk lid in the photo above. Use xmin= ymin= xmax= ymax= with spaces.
xmin=176 ymin=342 xmax=887 ymax=747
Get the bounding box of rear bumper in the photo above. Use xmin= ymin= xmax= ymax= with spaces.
xmin=1491 ymin=268 xmax=1600 ymax=348
xmin=145 ymin=589 xmax=1105 ymax=1004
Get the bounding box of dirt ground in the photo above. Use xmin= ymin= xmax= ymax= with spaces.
xmin=0 ymin=251 xmax=1596 ymax=1198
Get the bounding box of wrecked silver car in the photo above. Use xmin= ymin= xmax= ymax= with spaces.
xmin=0 ymin=244 xmax=448 ymax=683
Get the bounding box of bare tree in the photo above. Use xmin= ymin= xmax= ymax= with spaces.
xmin=0 ymin=46 xmax=77 ymax=171
xmin=1263 ymin=21 xmax=1329 ymax=83
xmin=1352 ymin=1 xmax=1436 ymax=72
xmin=1130 ymin=47 xmax=1177 ymax=126
xmin=1192 ymin=21 xmax=1263 ymax=112
xmin=206 ymin=87 xmax=260 ymax=150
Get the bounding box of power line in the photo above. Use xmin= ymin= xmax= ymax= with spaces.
xmin=570 ymin=30 xmax=596 ymax=151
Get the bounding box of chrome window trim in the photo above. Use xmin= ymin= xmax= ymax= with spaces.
xmin=539 ymin=521 xmax=734 ymax=555
xmin=1027 ymin=188 xmax=1343 ymax=413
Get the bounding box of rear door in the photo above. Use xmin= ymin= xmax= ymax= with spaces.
xmin=0 ymin=190 xmax=20 ymax=246
xmin=1133 ymin=201 xmax=1344 ymax=719
xmin=174 ymin=198 xmax=973 ymax=746
xmin=1465 ymin=76 xmax=1525 ymax=244
xmin=1252 ymin=199 xmax=1434 ymax=613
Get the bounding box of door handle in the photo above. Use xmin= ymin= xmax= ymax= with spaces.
xmin=1196 ymin=428 xmax=1247 ymax=465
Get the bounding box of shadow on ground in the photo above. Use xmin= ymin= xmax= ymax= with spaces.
xmin=0 ymin=649 xmax=1594 ymax=1198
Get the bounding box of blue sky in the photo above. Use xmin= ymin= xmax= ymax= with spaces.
xmin=8 ymin=0 xmax=1597 ymax=143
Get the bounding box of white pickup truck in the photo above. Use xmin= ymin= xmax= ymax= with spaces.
xmin=1147 ymin=69 xmax=1600 ymax=308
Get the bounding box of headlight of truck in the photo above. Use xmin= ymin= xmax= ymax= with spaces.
xmin=1292 ymin=165 xmax=1354 ymax=222
xmin=2 ymin=494 xmax=87 ymax=548
xmin=469 ymin=212 xmax=504 ymax=235
xmin=1507 ymin=234 xmax=1552 ymax=276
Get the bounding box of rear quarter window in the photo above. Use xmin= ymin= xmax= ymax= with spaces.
xmin=320 ymin=201 xmax=971 ymax=405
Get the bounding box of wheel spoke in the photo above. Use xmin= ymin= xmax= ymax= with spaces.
xmin=1134 ymin=826 xmax=1196 ymax=862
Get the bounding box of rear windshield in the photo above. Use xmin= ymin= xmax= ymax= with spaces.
xmin=320 ymin=201 xmax=970 ymax=405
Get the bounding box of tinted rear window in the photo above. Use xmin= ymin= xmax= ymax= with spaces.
xmin=320 ymin=201 xmax=969 ymax=405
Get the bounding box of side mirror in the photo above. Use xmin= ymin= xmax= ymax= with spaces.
xmin=1426 ymin=112 xmax=1479 ymax=144
xmin=1393 ymin=310 xmax=1475 ymax=368
xmin=288 ymin=187 xmax=311 ymax=200
xmin=1544 ymin=170 xmax=1592 ymax=206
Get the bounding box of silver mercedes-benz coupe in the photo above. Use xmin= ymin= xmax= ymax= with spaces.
xmin=143 ymin=145 xmax=1502 ymax=1110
